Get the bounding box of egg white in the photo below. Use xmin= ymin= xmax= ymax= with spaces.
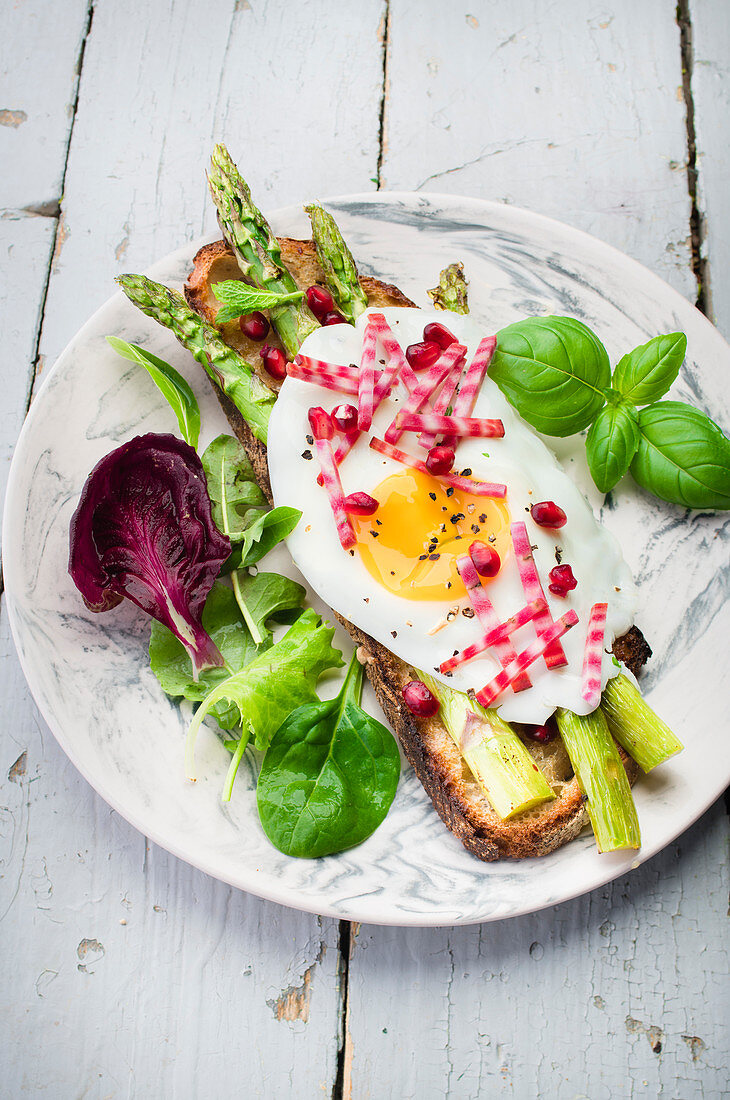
xmin=267 ymin=308 xmax=638 ymax=725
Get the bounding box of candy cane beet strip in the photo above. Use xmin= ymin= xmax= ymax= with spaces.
xmin=419 ymin=359 xmax=464 ymax=449
xmin=357 ymin=320 xmax=377 ymax=430
xmin=439 ymin=598 xmax=547 ymax=675
xmin=451 ymin=336 xmax=497 ymax=417
xmin=511 ymin=521 xmax=567 ymax=669
xmin=453 ymin=553 xmax=533 ymax=690
xmin=395 ymin=411 xmax=505 ymax=439
xmin=383 ymin=343 xmax=466 ymax=445
xmin=581 ymin=602 xmax=608 ymax=707
xmin=313 ymin=438 xmax=356 ymax=550
xmin=288 ymin=357 xmax=360 ymax=394
xmin=369 ymin=436 xmax=507 ymax=498
xmin=475 ymin=611 xmax=579 ymax=708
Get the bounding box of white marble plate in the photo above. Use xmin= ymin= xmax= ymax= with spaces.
xmin=4 ymin=194 xmax=730 ymax=926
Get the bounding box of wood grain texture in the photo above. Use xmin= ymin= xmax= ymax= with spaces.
xmin=381 ymin=0 xmax=696 ymax=298
xmin=690 ymin=0 xmax=730 ymax=337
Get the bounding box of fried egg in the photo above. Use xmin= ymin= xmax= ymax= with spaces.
xmin=267 ymin=308 xmax=638 ymax=725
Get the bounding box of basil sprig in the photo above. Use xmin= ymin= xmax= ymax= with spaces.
xmin=212 ymin=280 xmax=303 ymax=325
xmin=489 ymin=320 xmax=730 ymax=510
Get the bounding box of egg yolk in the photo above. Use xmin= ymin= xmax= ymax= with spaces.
xmin=353 ymin=469 xmax=511 ymax=601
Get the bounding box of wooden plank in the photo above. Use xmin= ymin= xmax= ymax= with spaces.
xmin=346 ymin=802 xmax=729 ymax=1099
xmin=690 ymin=0 xmax=730 ymax=337
xmin=34 ymin=0 xmax=387 ymax=382
xmin=381 ymin=0 xmax=695 ymax=299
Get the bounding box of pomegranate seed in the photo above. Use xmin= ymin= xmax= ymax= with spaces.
xmin=525 ymin=723 xmax=556 ymax=744
xmin=332 ymin=403 xmax=359 ymax=433
xmin=469 ymin=540 xmax=501 ymax=578
xmin=239 ymin=310 xmax=269 ymax=341
xmin=322 ymin=310 xmax=347 ymax=326
xmin=548 ymin=564 xmax=577 ymax=597
xmin=343 ymin=492 xmax=379 ymax=516
xmin=306 ymin=284 xmax=335 ymax=319
xmin=423 ymin=322 xmax=457 ymax=350
xmin=530 ymin=500 xmax=567 ymax=529
xmin=405 ymin=340 xmax=441 ymax=371
xmin=425 ymin=445 xmax=456 ymax=476
xmin=260 ymin=344 xmax=287 ymax=381
xmin=307 ymin=405 xmax=334 ymax=441
xmin=402 ymin=681 xmax=440 ymax=718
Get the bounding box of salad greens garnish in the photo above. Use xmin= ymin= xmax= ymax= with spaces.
xmin=185 ymin=608 xmax=343 ymax=781
xmin=257 ymin=652 xmax=400 ymax=858
xmin=212 ymin=279 xmax=304 ymax=325
xmin=489 ymin=317 xmax=730 ymax=509
xmin=106 ymin=336 xmax=201 ymax=448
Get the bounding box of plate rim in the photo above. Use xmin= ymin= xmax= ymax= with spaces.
xmin=4 ymin=189 xmax=729 ymax=927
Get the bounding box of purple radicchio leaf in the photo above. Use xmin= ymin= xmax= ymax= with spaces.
xmin=69 ymin=433 xmax=231 ymax=678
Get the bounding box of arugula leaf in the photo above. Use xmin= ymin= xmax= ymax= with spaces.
xmin=630 ymin=401 xmax=730 ymax=509
xmin=201 ymin=434 xmax=267 ymax=540
xmin=257 ymin=653 xmax=400 ymax=858
xmin=237 ymin=506 xmax=302 ymax=567
xmin=586 ymin=400 xmax=640 ymax=493
xmin=489 ymin=316 xmax=610 ymax=436
xmin=106 ymin=336 xmax=201 ymax=449
xmin=213 ymin=280 xmax=303 ymax=325
xmin=612 ymin=332 xmax=686 ymax=406
xmin=185 ymin=609 xmax=343 ymax=776
xmin=149 ymin=582 xmax=261 ymax=729
xmin=230 ymin=571 xmax=306 ymax=645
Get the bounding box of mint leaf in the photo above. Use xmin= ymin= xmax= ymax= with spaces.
xmin=106 ymin=336 xmax=201 ymax=449
xmin=586 ymin=401 xmax=640 ymax=493
xmin=489 ymin=316 xmax=610 ymax=436
xmin=213 ymin=280 xmax=303 ymax=324
xmin=613 ymin=332 xmax=686 ymax=406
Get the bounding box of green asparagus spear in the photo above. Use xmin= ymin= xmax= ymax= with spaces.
xmin=555 ymin=708 xmax=640 ymax=852
xmin=419 ymin=673 xmax=554 ymax=819
xmin=601 ymin=675 xmax=683 ymax=772
xmin=208 ymin=144 xmax=319 ymax=358
xmin=305 ymin=203 xmax=369 ymax=324
xmin=427 ymin=262 xmax=469 ymax=314
xmin=116 ymin=274 xmax=274 ymax=444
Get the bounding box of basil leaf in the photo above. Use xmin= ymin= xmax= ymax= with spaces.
xmin=585 ymin=401 xmax=640 ymax=493
xmin=238 ymin=506 xmax=302 ymax=567
xmin=612 ymin=332 xmax=687 ymax=406
xmin=489 ymin=316 xmax=610 ymax=436
xmin=213 ymin=280 xmax=303 ymax=325
xmin=201 ymin=434 xmax=267 ymax=541
xmin=149 ymin=582 xmax=262 ymax=729
xmin=106 ymin=336 xmax=201 ymax=448
xmin=257 ymin=653 xmax=400 ymax=858
xmin=630 ymin=401 xmax=730 ymax=509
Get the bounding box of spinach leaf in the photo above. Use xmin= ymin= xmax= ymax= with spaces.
xmin=185 ymin=609 xmax=343 ymax=777
xmin=149 ymin=582 xmax=261 ymax=729
xmin=630 ymin=401 xmax=730 ymax=509
xmin=106 ymin=337 xmax=201 ymax=449
xmin=612 ymin=332 xmax=686 ymax=406
xmin=213 ymin=280 xmax=303 ymax=325
xmin=585 ymin=400 xmax=640 ymax=493
xmin=201 ymin=434 xmax=267 ymax=540
xmin=489 ymin=316 xmax=610 ymax=436
xmin=257 ymin=653 xmax=400 ymax=858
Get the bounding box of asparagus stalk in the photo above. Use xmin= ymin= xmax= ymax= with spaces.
xmin=208 ymin=144 xmax=319 ymax=358
xmin=116 ymin=274 xmax=274 ymax=444
xmin=555 ymin=708 xmax=640 ymax=852
xmin=601 ymin=674 xmax=683 ymax=772
xmin=419 ymin=673 xmax=554 ymax=819
xmin=305 ymin=203 xmax=369 ymax=323
xmin=427 ymin=262 xmax=469 ymax=314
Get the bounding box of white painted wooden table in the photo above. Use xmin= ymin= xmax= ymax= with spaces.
xmin=2 ymin=2 xmax=728 ymax=1096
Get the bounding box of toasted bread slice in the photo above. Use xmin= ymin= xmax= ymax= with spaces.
xmin=185 ymin=239 xmax=649 ymax=860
